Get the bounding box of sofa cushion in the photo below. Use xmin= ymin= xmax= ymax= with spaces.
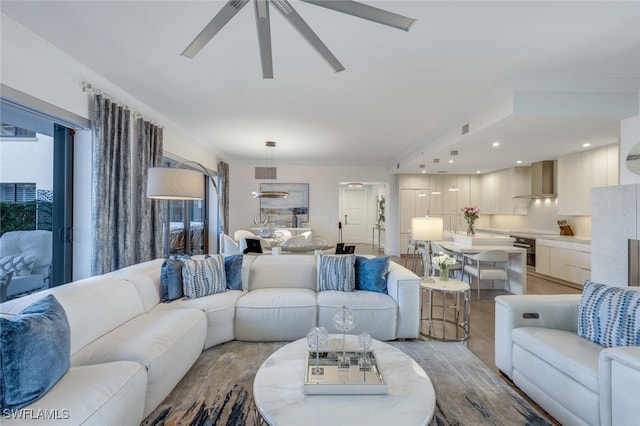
xmin=224 ymin=254 xmax=243 ymax=290
xmin=354 ymin=256 xmax=389 ymax=294
xmin=2 ymin=361 xmax=147 ymax=426
xmin=317 ymin=290 xmax=398 ymax=340
xmin=235 ymin=288 xmax=317 ymax=341
xmin=512 ymin=327 xmax=602 ymax=393
xmin=317 ymin=254 xmax=356 ymax=292
xmin=247 ymin=255 xmax=316 ymax=291
xmin=182 ymin=255 xmax=226 ymax=299
xmin=160 ymin=258 xmax=184 ymax=302
xmin=578 ymin=280 xmax=640 ymax=347
xmin=0 ymin=276 xmax=146 ymax=356
xmin=0 ymin=254 xmax=35 ymax=276
xmin=71 ymin=308 xmax=206 ymax=417
xmin=0 ymin=294 xmax=70 ymax=410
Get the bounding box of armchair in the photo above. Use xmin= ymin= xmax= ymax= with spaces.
xmin=0 ymin=230 xmax=52 ymax=301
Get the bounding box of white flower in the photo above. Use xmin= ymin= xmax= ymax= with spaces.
xmin=432 ymin=252 xmax=456 ymax=269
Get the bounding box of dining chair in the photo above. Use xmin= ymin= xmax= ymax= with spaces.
xmin=234 ymin=229 xmax=256 ymax=242
xmin=280 ymin=234 xmax=307 ymax=247
xmin=462 ymin=249 xmax=509 ymax=299
xmin=222 ymin=234 xmax=240 ymax=256
xmin=430 ymin=241 xmax=463 ymax=279
xmin=300 ymin=230 xmax=313 ymax=242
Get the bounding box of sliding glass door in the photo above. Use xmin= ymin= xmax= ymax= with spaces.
xmin=0 ymin=116 xmax=74 ymax=301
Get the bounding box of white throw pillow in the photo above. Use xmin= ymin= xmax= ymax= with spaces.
xmin=0 ymin=254 xmax=35 ymax=276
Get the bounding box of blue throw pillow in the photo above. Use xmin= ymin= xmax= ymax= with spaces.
xmin=0 ymin=294 xmax=71 ymax=411
xmin=160 ymin=257 xmax=187 ymax=302
xmin=578 ymin=280 xmax=640 ymax=347
xmin=317 ymin=254 xmax=356 ymax=292
xmin=182 ymin=255 xmax=227 ymax=299
xmin=355 ymin=256 xmax=390 ymax=294
xmin=224 ymin=254 xmax=243 ymax=291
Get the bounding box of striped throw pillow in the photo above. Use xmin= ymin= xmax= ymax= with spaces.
xmin=317 ymin=254 xmax=356 ymax=292
xmin=578 ymin=280 xmax=640 ymax=347
xmin=182 ymin=255 xmax=226 ymax=299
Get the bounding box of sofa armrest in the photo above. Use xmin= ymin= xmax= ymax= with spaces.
xmin=599 ymin=346 xmax=640 ymax=426
xmin=387 ymin=263 xmax=420 ymax=339
xmin=494 ymin=294 xmax=581 ymax=379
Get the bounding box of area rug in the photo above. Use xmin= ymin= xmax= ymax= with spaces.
xmin=142 ymin=340 xmax=551 ymax=426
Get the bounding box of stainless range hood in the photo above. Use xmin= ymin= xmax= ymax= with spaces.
xmin=512 ymin=160 xmax=557 ymax=199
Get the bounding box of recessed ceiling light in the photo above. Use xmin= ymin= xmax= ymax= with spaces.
xmin=516 ymin=160 xmax=523 ymax=164
xmin=492 ymin=142 xmax=500 ymax=147
xmin=476 ymin=170 xmax=481 ymax=174
xmin=448 ymin=159 xmax=454 ymax=163
xmin=582 ymin=143 xmax=591 ymax=148
xmin=421 ymin=170 xmax=427 ymax=174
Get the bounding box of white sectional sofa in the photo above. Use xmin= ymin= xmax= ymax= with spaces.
xmin=0 ymin=254 xmax=420 ymax=425
xmin=495 ymin=293 xmax=640 ymax=426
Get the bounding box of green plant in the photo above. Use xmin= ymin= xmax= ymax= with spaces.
xmin=0 ymin=200 xmax=52 ymax=236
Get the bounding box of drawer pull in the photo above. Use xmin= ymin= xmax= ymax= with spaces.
xmin=523 ymin=313 xmax=540 ymax=319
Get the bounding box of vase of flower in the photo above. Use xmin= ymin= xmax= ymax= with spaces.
xmin=432 ymin=252 xmax=455 ymax=282
xmin=462 ymin=206 xmax=479 ymax=237
xmin=440 ymin=265 xmax=449 ymax=281
xmin=466 ymin=220 xmax=476 ymax=237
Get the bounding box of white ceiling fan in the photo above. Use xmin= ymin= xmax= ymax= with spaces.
xmin=181 ymin=0 xmax=416 ymax=78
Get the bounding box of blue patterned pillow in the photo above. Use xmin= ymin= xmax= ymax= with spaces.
xmin=578 ymin=280 xmax=640 ymax=347
xmin=0 ymin=295 xmax=70 ymax=410
xmin=317 ymin=254 xmax=356 ymax=292
xmin=224 ymin=254 xmax=243 ymax=290
xmin=355 ymin=256 xmax=389 ymax=294
xmin=182 ymin=255 xmax=226 ymax=299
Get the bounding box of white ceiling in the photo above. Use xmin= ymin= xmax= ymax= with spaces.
xmin=2 ymin=1 xmax=639 ymax=174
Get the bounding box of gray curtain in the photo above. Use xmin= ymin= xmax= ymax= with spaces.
xmin=217 ymin=160 xmax=229 ymax=236
xmin=91 ymin=94 xmax=132 ymax=275
xmin=135 ymin=118 xmax=163 ymax=263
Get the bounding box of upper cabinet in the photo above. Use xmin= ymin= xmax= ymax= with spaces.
xmin=477 ymin=167 xmax=530 ymax=214
xmin=557 ymin=144 xmax=619 ymax=216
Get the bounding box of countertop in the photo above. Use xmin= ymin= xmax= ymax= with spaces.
xmin=474 ymin=228 xmax=591 ymax=244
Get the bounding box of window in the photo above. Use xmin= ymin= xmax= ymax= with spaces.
xmin=1 ymin=123 xmax=37 ymax=139
xmin=161 ymin=158 xmax=208 ymax=256
xmin=1 ymin=183 xmax=36 ymax=202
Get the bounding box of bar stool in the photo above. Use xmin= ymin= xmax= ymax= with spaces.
xmin=462 ymin=249 xmax=509 ymax=299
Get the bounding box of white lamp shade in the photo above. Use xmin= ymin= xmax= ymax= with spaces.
xmin=147 ymin=167 xmax=205 ymax=200
xmin=411 ymin=217 xmax=443 ymax=241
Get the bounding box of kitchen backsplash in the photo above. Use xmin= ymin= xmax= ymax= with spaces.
xmin=490 ymin=199 xmax=591 ymax=237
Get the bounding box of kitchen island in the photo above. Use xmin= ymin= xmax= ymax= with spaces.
xmin=437 ymin=239 xmax=527 ymax=295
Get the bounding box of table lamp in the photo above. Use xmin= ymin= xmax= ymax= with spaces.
xmin=411 ymin=216 xmax=444 ymax=281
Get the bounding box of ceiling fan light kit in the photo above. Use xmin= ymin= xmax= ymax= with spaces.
xmin=182 ymin=0 xmax=416 ymax=78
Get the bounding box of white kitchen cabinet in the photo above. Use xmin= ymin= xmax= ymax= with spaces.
xmin=478 ymin=167 xmax=529 ymax=214
xmin=557 ymin=144 xmax=619 ymax=215
xmin=536 ymin=238 xmax=591 ymax=285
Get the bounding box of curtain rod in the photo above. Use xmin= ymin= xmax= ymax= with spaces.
xmin=81 ymin=81 xmax=163 ymax=129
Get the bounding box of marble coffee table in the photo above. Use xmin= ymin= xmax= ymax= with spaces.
xmin=253 ymin=334 xmax=436 ymax=426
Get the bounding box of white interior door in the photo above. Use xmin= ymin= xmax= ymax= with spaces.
xmin=341 ymin=187 xmax=368 ymax=243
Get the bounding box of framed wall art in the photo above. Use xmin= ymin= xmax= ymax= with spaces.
xmin=260 ymin=183 xmax=309 ymax=227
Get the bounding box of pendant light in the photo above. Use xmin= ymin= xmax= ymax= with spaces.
xmin=251 ymin=141 xmax=289 ymax=198
xmin=431 ymin=158 xmax=441 ymax=195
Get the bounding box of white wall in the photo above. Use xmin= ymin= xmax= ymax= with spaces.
xmin=0 ymin=134 xmax=53 ymax=190
xmin=229 ymin=163 xmax=390 ymax=248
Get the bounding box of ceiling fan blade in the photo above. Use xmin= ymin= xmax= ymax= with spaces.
xmin=300 ymin=0 xmax=416 ymax=31
xmin=270 ymin=0 xmax=345 ymax=73
xmin=254 ymin=0 xmax=273 ymax=78
xmin=181 ymin=0 xmax=250 ymax=58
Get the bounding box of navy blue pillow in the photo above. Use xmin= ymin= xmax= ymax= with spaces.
xmin=0 ymin=294 xmax=70 ymax=411
xmin=160 ymin=257 xmax=186 ymax=302
xmin=225 ymin=254 xmax=243 ymax=290
xmin=354 ymin=256 xmax=390 ymax=294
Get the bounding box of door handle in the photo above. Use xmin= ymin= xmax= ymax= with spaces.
xmin=344 ymin=214 xmax=348 ymax=225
